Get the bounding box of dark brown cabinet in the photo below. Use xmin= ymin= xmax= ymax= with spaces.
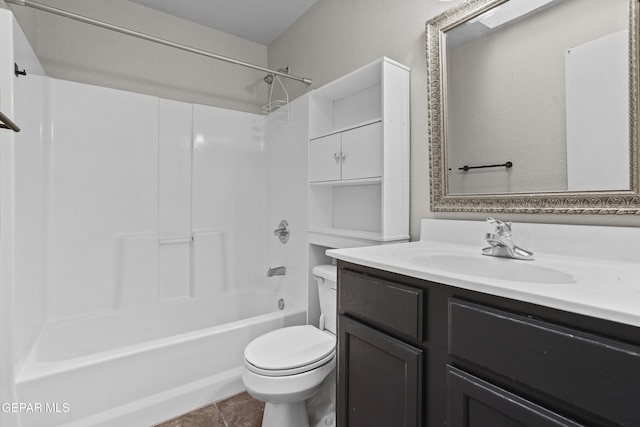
xmin=447 ymin=366 xmax=583 ymax=427
xmin=338 ymin=316 xmax=422 ymax=427
xmin=337 ymin=270 xmax=424 ymax=427
xmin=448 ymin=299 xmax=640 ymax=426
xmin=336 ymin=260 xmax=640 ymax=427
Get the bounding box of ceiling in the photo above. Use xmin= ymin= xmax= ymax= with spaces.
xmin=130 ymin=0 xmax=319 ymax=45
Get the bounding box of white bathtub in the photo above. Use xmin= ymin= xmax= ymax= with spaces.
xmin=14 ymin=291 xmax=306 ymax=427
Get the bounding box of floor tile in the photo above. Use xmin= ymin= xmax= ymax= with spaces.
xmin=155 ymin=403 xmax=226 ymax=427
xmin=216 ymin=392 xmax=265 ymax=427
xmin=154 ymin=392 xmax=264 ymax=427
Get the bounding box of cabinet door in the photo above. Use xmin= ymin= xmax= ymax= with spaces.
xmin=341 ymin=122 xmax=383 ymax=180
xmin=338 ymin=315 xmax=422 ymax=427
xmin=447 ymin=366 xmax=584 ymax=427
xmin=310 ymin=133 xmax=342 ymax=182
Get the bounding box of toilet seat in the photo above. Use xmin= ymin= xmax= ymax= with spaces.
xmin=244 ymin=325 xmax=336 ymax=377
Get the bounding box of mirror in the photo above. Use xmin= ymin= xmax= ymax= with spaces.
xmin=426 ymin=0 xmax=639 ymax=214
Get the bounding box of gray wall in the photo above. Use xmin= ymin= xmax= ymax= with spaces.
xmin=268 ymin=0 xmax=458 ymax=238
xmin=268 ymin=0 xmax=640 ymax=236
xmin=0 ymin=0 xmax=269 ymax=113
xmin=2 ymin=0 xmax=639 ymax=238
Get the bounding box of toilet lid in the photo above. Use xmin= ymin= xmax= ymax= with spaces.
xmin=244 ymin=325 xmax=336 ymax=376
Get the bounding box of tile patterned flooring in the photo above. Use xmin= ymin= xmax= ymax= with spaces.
xmin=155 ymin=392 xmax=264 ymax=427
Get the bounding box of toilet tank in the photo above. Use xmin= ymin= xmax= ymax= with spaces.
xmin=312 ymin=264 xmax=337 ymax=334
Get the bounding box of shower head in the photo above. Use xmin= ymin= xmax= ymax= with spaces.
xmin=264 ymin=67 xmax=289 ymax=85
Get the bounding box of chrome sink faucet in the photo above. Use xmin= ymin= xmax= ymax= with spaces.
xmin=482 ymin=217 xmax=534 ymax=261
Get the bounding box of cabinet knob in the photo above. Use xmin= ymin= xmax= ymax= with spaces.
xmin=333 ymin=152 xmax=345 ymax=159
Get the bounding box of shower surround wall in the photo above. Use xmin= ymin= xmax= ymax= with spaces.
xmin=0 ymin=10 xmax=49 ymax=418
xmin=43 ymin=79 xmax=275 ymax=335
xmin=0 ymin=9 xmax=308 ymax=426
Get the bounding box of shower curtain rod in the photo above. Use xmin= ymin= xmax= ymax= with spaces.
xmin=5 ymin=0 xmax=313 ymax=86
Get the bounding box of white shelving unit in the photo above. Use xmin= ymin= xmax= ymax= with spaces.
xmin=308 ymin=57 xmax=410 ymax=248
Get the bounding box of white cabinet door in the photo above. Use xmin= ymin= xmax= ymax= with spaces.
xmin=341 ymin=122 xmax=383 ymax=180
xmin=309 ymin=133 xmax=342 ymax=182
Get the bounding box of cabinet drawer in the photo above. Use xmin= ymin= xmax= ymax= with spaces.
xmin=339 ymin=271 xmax=424 ymax=342
xmin=449 ymin=299 xmax=640 ymax=426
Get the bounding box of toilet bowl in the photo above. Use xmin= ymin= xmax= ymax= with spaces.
xmin=242 ymin=265 xmax=337 ymax=427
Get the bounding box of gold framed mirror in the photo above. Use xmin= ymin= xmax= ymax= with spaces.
xmin=426 ymin=0 xmax=639 ymax=214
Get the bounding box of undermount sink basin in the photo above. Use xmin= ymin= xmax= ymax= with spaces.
xmin=409 ymin=254 xmax=575 ymax=284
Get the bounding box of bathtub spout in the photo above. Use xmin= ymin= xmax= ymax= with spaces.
xmin=267 ymin=266 xmax=286 ymax=277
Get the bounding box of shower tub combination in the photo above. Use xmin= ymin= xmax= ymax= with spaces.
xmin=17 ymin=293 xmax=305 ymax=427
xmin=0 ymin=9 xmax=309 ymax=427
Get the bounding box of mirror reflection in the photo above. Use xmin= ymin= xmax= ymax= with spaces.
xmin=442 ymin=0 xmax=629 ymax=195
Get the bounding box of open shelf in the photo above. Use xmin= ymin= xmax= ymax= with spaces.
xmin=308 ymin=228 xmax=382 ymax=249
xmin=307 ymin=57 xmax=410 ymax=249
xmin=309 ymin=227 xmax=383 ymax=241
xmin=308 ymin=227 xmax=411 ymax=249
xmin=309 ymin=177 xmax=382 ymax=187
xmin=309 ymin=118 xmax=383 ymax=141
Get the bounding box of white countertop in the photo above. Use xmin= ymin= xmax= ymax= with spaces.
xmin=327 ymin=219 xmax=640 ymax=328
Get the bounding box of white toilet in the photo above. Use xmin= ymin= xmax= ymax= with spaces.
xmin=242 ymin=264 xmax=337 ymax=427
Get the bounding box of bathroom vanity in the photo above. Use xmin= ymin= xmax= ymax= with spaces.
xmin=381 ymin=0 xmax=640 ymax=423
xmin=328 ymin=219 xmax=640 ymax=427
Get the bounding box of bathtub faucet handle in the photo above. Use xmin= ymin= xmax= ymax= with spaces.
xmin=273 ymin=220 xmax=289 ymax=244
